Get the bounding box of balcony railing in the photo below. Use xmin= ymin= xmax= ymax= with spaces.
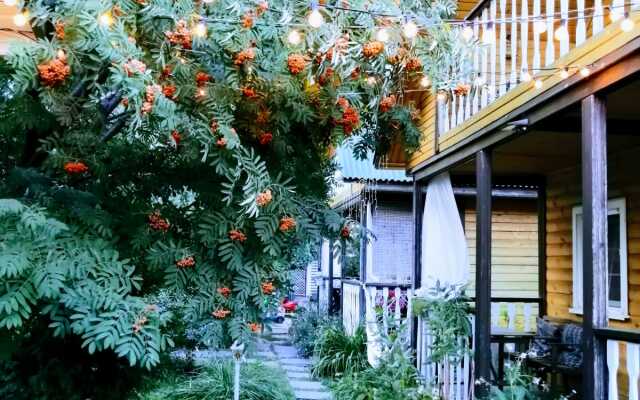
xmin=439 ymin=0 xmax=631 ymax=136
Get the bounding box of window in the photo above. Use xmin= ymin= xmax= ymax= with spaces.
xmin=571 ymin=198 xmax=628 ymax=320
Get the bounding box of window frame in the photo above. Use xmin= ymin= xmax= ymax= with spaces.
xmin=570 ymin=197 xmax=628 ymax=320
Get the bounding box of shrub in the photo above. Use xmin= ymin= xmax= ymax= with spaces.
xmin=330 ymin=327 xmax=432 ymax=400
xmin=133 ymin=360 xmax=295 ymax=400
xmin=289 ymin=306 xmax=337 ymax=357
xmin=311 ymin=324 xmax=368 ymax=378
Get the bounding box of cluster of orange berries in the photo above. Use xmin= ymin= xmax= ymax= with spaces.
xmin=142 ymin=85 xmax=160 ymax=115
xmin=38 ymin=52 xmax=71 ymax=88
xmin=163 ymin=84 xmax=176 ymax=100
xmin=362 ymin=41 xmax=384 ymax=58
xmin=341 ymin=225 xmax=351 ymax=238
xmin=256 ymin=189 xmax=273 ymax=207
xmin=379 ymin=95 xmax=397 ymax=113
xmin=279 ymin=216 xmax=296 ymax=232
xmin=123 ymin=58 xmax=147 ymax=77
xmin=148 ymin=211 xmax=170 ymax=232
xmin=212 ymin=308 xmax=231 ymax=319
xmin=258 ymin=131 xmax=273 ymax=145
xmin=287 ymin=53 xmax=307 ymax=75
xmin=318 ymin=67 xmax=334 ymax=86
xmin=165 ymin=20 xmax=192 ymax=49
xmin=248 ymin=322 xmax=262 ymax=332
xmin=261 ymin=281 xmax=275 ymax=295
xmin=405 ymin=57 xmax=423 ymax=72
xmin=229 ymin=229 xmax=247 ymax=242
xmin=336 ymin=98 xmax=360 ymax=135
xmin=132 ymin=315 xmax=148 ymax=333
xmin=256 ymin=110 xmax=270 ymax=125
xmin=171 ymin=130 xmax=182 ymax=145
xmin=176 ymin=255 xmax=196 ymax=269
xmin=453 ymin=83 xmax=472 ymax=96
xmin=242 ymin=86 xmax=257 ymax=99
xmin=63 ymin=161 xmax=89 ymax=175
xmin=195 ymin=72 xmax=211 ymax=87
xmin=55 ymin=21 xmax=65 ymax=40
xmin=234 ymin=48 xmax=255 ymax=66
xmin=217 ymin=287 xmax=232 ymax=298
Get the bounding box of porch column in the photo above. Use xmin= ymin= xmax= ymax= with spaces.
xmin=359 ymin=203 xmax=368 ymax=322
xmin=411 ymin=179 xmax=426 ymax=350
xmin=581 ymin=94 xmax=608 ymax=400
xmin=475 ymin=149 xmax=492 ymax=394
xmin=328 ymin=238 xmax=335 ymax=315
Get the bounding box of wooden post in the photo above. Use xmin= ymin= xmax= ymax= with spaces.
xmin=475 ymin=149 xmax=493 ymax=394
xmin=328 ymin=238 xmax=335 ymax=315
xmin=359 ymin=202 xmax=368 ymax=322
xmin=538 ymin=179 xmax=547 ymax=316
xmin=411 ymin=180 xmax=425 ymax=351
xmin=581 ymin=94 xmax=608 ymax=400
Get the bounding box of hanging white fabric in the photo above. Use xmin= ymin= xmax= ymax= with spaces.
xmin=364 ymin=201 xmax=382 ymax=366
xmin=421 ymin=172 xmax=470 ymax=290
xmin=365 ymin=201 xmax=375 ymax=282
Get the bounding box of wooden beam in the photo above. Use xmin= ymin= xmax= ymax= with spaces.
xmin=581 ymin=94 xmax=608 ymax=400
xmin=475 ymin=149 xmax=493 ymax=393
xmin=328 ymin=239 xmax=335 ymax=315
xmin=411 ymin=179 xmax=425 ymax=351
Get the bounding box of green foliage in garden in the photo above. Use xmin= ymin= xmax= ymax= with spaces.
xmin=485 ymin=358 xmax=571 ymax=400
xmin=289 ymin=306 xmax=338 ymax=357
xmin=311 ymin=324 xmax=368 ymax=378
xmin=330 ymin=325 xmax=432 ymax=400
xmin=133 ymin=360 xmax=295 ymax=400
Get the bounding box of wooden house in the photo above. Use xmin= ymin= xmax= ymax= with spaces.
xmin=385 ymin=0 xmax=640 ymax=398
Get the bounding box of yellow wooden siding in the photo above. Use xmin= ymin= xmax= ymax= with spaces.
xmin=407 ymin=11 xmax=640 ymax=171
xmin=464 ymin=199 xmax=539 ymax=298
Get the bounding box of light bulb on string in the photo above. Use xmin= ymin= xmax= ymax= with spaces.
xmin=462 ymin=23 xmax=474 ymax=41
xmin=534 ymin=19 xmax=547 ymax=34
xmin=403 ymin=19 xmax=418 ymax=39
xmin=621 ymin=12 xmax=634 ymax=32
xmin=13 ymin=11 xmax=28 ymax=27
xmin=580 ymin=66 xmax=590 ymax=77
xmin=554 ymin=20 xmax=569 ymax=41
xmin=308 ymin=2 xmax=324 ymax=29
xmin=436 ymin=91 xmax=447 ymax=102
xmin=559 ymin=67 xmax=569 ymax=79
xmin=534 ymin=79 xmax=543 ymax=89
xmin=521 ymin=69 xmax=532 ymax=82
xmin=376 ymin=27 xmax=390 ymax=42
xmin=194 ymin=22 xmax=207 ymax=38
xmin=99 ymin=12 xmax=114 ymax=27
xmin=420 ymin=76 xmax=431 ymax=88
xmin=4 ymin=0 xmax=18 ymax=6
xmin=610 ymin=6 xmax=624 ymax=22
xmin=56 ymin=49 xmax=66 ymax=59
xmin=482 ymin=23 xmax=495 ymax=44
xmin=287 ymin=30 xmax=302 ymax=45
xmin=366 ymin=76 xmax=376 ymax=86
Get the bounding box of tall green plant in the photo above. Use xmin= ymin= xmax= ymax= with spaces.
xmin=289 ymin=307 xmax=337 ymax=358
xmin=311 ymin=325 xmax=368 ymax=378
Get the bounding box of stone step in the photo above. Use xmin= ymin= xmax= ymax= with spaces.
xmin=279 ymin=358 xmax=312 ymax=366
xmin=294 ymin=389 xmax=332 ymax=400
xmin=281 ymin=364 xmax=310 ymax=373
xmin=287 ymin=371 xmax=313 ymax=380
xmin=290 ymin=380 xmax=325 ymax=391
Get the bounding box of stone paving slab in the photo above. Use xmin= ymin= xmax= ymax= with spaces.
xmin=294 ymin=390 xmax=332 ymax=400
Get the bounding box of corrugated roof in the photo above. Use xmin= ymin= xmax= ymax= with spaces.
xmin=336 ymin=145 xmax=412 ymax=183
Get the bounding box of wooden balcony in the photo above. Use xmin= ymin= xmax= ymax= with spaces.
xmin=406 ymin=0 xmax=640 ymax=173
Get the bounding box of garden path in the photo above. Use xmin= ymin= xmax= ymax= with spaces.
xmin=259 ymin=319 xmax=333 ymax=400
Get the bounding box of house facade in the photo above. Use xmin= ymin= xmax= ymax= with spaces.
xmin=388 ymin=0 xmax=640 ymax=398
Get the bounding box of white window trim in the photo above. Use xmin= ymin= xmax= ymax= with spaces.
xmin=570 ymin=198 xmax=629 ymax=320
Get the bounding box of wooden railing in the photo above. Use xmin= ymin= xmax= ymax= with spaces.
xmin=439 ymin=0 xmax=631 ymax=136
xmin=595 ymin=327 xmax=640 ymax=400
xmin=489 ymin=298 xmax=540 ymax=332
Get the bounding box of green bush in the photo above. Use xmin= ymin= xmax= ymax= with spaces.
xmin=289 ymin=307 xmax=337 ymax=357
xmin=311 ymin=324 xmax=368 ymax=378
xmin=330 ymin=329 xmax=432 ymax=400
xmin=133 ymin=360 xmax=295 ymax=400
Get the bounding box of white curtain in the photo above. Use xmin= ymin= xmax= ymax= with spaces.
xmin=421 ymin=172 xmax=470 ymax=290
xmin=364 ymin=201 xmax=382 ymax=366
xmin=365 ymin=202 xmax=376 ymax=282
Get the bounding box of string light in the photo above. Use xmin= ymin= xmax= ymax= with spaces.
xmin=580 ymin=66 xmax=590 ymax=77
xmin=376 ymin=27 xmax=390 ymax=42
xmin=308 ymin=3 xmax=324 ymax=28
xmin=462 ymin=23 xmax=474 ymax=41
xmin=13 ymin=11 xmax=28 ymax=27
xmin=559 ymin=67 xmax=569 ymax=79
xmin=366 ymin=76 xmax=376 ymax=85
xmin=534 ymin=79 xmax=543 ymax=89
xmin=57 ymin=49 xmax=66 ymax=59
xmin=402 ymin=19 xmax=418 ymax=38
xmin=420 ymin=76 xmax=431 ymax=87
xmin=99 ymin=12 xmax=114 ymax=27
xmin=521 ymin=70 xmax=532 ymax=82
xmin=482 ymin=23 xmax=495 ymax=44
xmin=610 ymin=6 xmax=624 ymax=21
xmin=4 ymin=0 xmax=17 ymax=6
xmin=287 ymin=30 xmax=302 ymax=45
xmin=621 ymin=12 xmax=634 ymax=31
xmin=194 ymin=22 xmax=207 ymax=38
xmin=534 ymin=18 xmax=547 ymax=34
xmin=436 ymin=91 xmax=447 ymax=101
xmin=554 ymin=20 xmax=569 ymax=41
